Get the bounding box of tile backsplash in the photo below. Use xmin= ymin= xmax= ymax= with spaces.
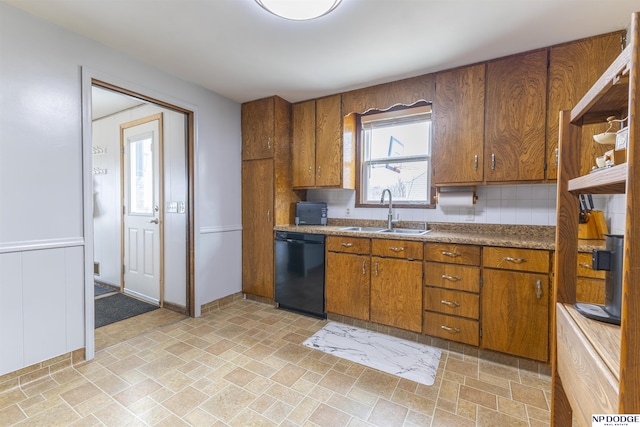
xmin=308 ymin=184 xmax=627 ymax=232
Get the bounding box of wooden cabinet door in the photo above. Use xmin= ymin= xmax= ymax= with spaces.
xmin=485 ymin=50 xmax=547 ymax=182
xmin=242 ymin=97 xmax=274 ymax=160
xmin=370 ymin=257 xmax=422 ymax=332
xmin=315 ymin=94 xmax=343 ymax=187
xmin=547 ymin=32 xmax=623 ymax=180
xmin=292 ymin=100 xmax=316 ymax=187
xmin=433 ymin=64 xmax=485 ymax=184
xmin=241 ymin=159 xmax=274 ymax=298
xmin=325 ymin=252 xmax=370 ymax=320
xmin=482 ymin=269 xmax=549 ymax=361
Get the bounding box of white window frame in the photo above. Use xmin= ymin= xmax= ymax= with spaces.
xmin=359 ymin=105 xmax=432 ymax=207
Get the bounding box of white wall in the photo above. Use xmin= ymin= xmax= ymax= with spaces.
xmin=0 ymin=3 xmax=242 ymax=375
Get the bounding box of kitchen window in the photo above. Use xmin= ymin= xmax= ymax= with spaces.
xmin=358 ymin=104 xmax=432 ymax=207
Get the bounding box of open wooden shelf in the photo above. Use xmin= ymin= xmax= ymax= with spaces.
xmin=553 ymin=11 xmax=640 ymax=426
xmin=571 ymin=45 xmax=631 ymax=124
xmin=562 ymin=303 xmax=621 ymax=379
xmin=568 ymin=163 xmax=627 ymax=194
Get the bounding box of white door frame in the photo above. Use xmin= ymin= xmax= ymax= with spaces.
xmin=81 ymin=67 xmax=197 ymax=361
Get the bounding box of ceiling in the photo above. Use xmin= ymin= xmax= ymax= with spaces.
xmin=5 ymin=0 xmax=640 ymax=105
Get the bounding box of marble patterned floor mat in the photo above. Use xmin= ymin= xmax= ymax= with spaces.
xmin=303 ymin=322 xmax=442 ymax=386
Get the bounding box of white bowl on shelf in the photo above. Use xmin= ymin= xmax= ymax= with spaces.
xmin=593 ymin=132 xmax=617 ymax=145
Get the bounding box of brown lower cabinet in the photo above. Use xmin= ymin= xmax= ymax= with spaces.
xmin=370 ymin=256 xmax=423 ymax=332
xmin=325 ymin=236 xmax=371 ymax=321
xmin=325 ymin=237 xmax=553 ymax=361
xmin=325 ymin=236 xmax=422 ymax=332
xmin=423 ymin=243 xmax=481 ymax=346
xmin=576 ymin=251 xmax=606 ymax=304
xmin=482 ymin=247 xmax=551 ymax=362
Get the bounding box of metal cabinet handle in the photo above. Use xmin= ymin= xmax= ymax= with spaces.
xmin=555 ymin=148 xmax=559 ymax=167
xmin=149 ymin=218 xmax=159 ymax=224
xmin=308 ymin=166 xmax=312 ymax=178
xmin=536 ymin=279 xmax=543 ymax=300
xmin=341 ymin=242 xmax=354 ymax=247
xmin=389 ymin=247 xmax=405 ymax=252
xmin=441 ymin=325 xmax=460 ymax=333
xmin=504 ymin=257 xmax=526 ymax=263
xmin=491 ymin=153 xmax=496 ymax=170
xmin=317 ymin=166 xmax=321 ymax=178
xmin=267 ymin=209 xmax=270 ymax=222
xmin=375 ymin=262 xmax=379 ymax=277
xmin=474 ymin=154 xmax=478 ymax=171
xmin=362 ymin=261 xmax=366 ymax=275
xmin=267 ymin=137 xmax=271 ymax=150
xmin=442 ymin=274 xmax=461 ymax=282
xmin=579 ymin=263 xmax=592 ymax=269
xmin=441 ymin=300 xmax=460 ymax=307
xmin=441 ymin=251 xmax=461 ymax=257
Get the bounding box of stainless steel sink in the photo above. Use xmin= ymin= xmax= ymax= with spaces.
xmin=377 ymin=228 xmax=431 ymax=235
xmin=338 ymin=226 xmax=430 ymax=235
xmin=338 ymin=226 xmax=387 ymax=232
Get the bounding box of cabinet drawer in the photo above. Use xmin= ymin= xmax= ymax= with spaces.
xmin=577 ymin=277 xmax=606 ymax=305
xmin=423 ymin=312 xmax=479 ymax=346
xmin=424 ymin=243 xmax=480 ymax=265
xmin=424 ymin=262 xmax=480 ymax=292
xmin=483 ymin=247 xmax=549 ymax=273
xmin=326 ymin=236 xmax=370 ymax=255
xmin=577 ymin=252 xmax=606 ymax=279
xmin=372 ymin=239 xmax=423 ymax=260
xmin=424 ymin=287 xmax=479 ymax=319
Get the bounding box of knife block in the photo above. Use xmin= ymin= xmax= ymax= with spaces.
xmin=578 ymin=212 xmax=606 ymax=240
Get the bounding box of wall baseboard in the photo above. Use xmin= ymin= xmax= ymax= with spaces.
xmin=0 ymin=349 xmax=85 ymax=393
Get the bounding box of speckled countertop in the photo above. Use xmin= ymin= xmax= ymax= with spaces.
xmin=275 ymin=220 xmax=606 ymax=252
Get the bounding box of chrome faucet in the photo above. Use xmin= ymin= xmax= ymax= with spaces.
xmin=380 ymin=189 xmax=394 ymax=230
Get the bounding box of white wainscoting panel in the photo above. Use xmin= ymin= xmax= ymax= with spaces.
xmin=0 ymin=246 xmax=85 ymax=375
xmin=0 ymin=253 xmax=24 ymax=375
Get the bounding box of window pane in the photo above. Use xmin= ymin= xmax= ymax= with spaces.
xmin=365 ymin=160 xmax=429 ymax=203
xmin=367 ymin=120 xmax=431 ymax=161
xmin=129 ymin=136 xmax=154 ymax=215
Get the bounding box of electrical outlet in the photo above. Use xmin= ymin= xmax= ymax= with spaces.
xmin=465 ymin=207 xmax=475 ymax=221
xmin=345 ymin=208 xmax=351 ymax=217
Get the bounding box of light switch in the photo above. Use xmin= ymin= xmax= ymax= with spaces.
xmin=178 ymin=202 xmax=185 ymax=214
xmin=166 ymin=202 xmax=178 ymax=213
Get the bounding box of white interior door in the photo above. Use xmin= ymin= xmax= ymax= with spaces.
xmin=122 ymin=115 xmax=162 ymax=304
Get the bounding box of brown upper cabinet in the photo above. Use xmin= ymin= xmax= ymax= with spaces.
xmin=484 ymin=49 xmax=548 ymax=182
xmin=433 ymin=64 xmax=486 ymax=184
xmin=546 ymin=31 xmax=625 ymax=180
xmin=241 ymin=96 xmax=299 ymax=299
xmin=242 ymin=96 xmax=275 ymax=160
xmin=292 ymin=94 xmax=355 ymax=189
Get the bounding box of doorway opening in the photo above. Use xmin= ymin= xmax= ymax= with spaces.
xmin=90 ymin=80 xmax=195 ymax=350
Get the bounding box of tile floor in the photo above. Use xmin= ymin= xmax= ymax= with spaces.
xmin=0 ymin=299 xmax=551 ymax=426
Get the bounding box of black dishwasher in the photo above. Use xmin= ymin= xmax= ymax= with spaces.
xmin=275 ymin=231 xmax=326 ymax=319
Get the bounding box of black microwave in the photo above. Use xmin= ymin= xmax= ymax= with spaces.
xmin=295 ymin=202 xmax=327 ymax=226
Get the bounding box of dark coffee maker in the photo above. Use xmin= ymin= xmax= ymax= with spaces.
xmin=575 ymin=234 xmax=624 ymax=325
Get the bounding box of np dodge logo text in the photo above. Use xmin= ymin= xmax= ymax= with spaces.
xmin=593 ymin=415 xmax=640 ymax=422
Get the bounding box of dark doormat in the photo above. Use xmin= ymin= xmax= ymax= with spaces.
xmin=95 ymin=293 xmax=159 ymax=328
xmin=94 ymin=284 xmax=113 ymax=297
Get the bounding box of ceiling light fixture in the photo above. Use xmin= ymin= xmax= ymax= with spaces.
xmin=255 ymin=0 xmax=342 ymax=21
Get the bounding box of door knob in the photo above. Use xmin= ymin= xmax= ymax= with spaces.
xmin=149 ymin=218 xmax=159 ymax=224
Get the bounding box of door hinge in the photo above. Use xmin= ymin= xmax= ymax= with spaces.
xmin=121 ymin=146 xmax=125 ymax=156
xmin=480 ymin=276 xmax=483 ymax=287
xmin=122 ymin=264 xmax=125 ymax=275
xmin=479 ymin=327 xmax=482 ymax=338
